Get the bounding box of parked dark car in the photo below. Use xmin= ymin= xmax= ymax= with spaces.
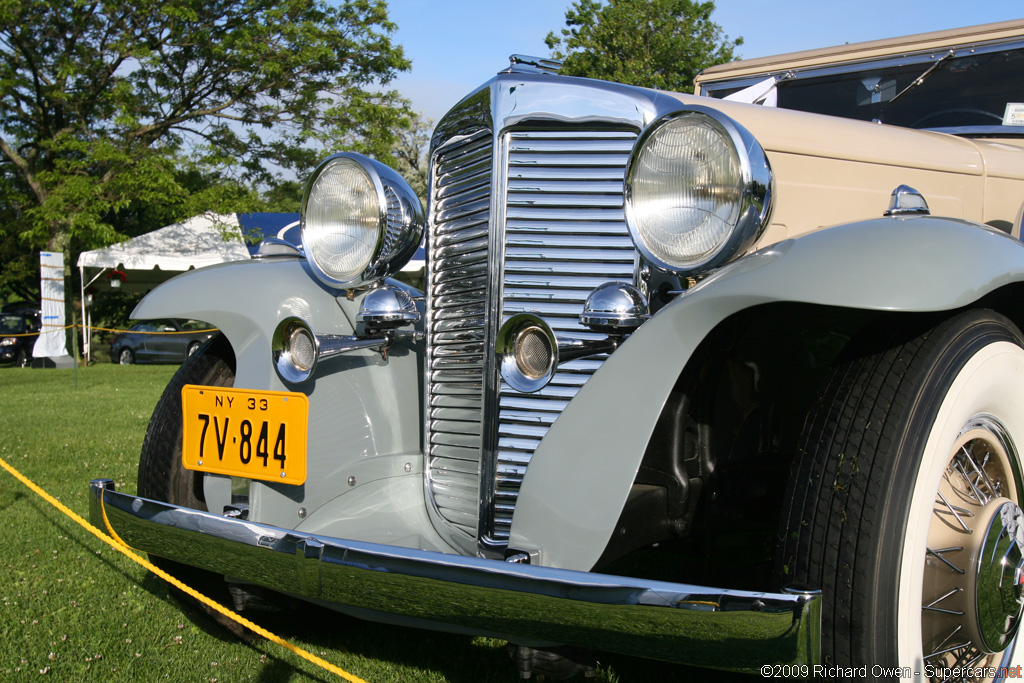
xmin=0 ymin=312 xmax=40 ymax=367
xmin=109 ymin=319 xmax=216 ymax=365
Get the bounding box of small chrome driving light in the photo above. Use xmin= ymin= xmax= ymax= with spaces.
xmin=273 ymin=317 xmax=319 ymax=384
xmin=884 ymin=184 xmax=930 ymax=216
xmin=301 ymin=153 xmax=424 ymax=289
xmin=496 ymin=314 xmax=558 ymax=393
xmin=625 ymin=107 xmax=772 ymax=277
xmin=580 ymin=282 xmax=649 ymax=334
xmin=358 ymin=285 xmax=420 ymax=331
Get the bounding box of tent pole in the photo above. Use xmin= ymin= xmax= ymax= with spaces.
xmin=79 ymin=265 xmax=88 ymax=364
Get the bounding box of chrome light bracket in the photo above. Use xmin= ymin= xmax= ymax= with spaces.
xmin=497 ymin=284 xmax=650 ymax=393
xmin=272 ymin=309 xmax=423 ymax=384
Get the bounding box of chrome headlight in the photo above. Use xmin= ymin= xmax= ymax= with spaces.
xmin=624 ymin=107 xmax=772 ymax=277
xmin=301 ymin=153 xmax=424 ymax=288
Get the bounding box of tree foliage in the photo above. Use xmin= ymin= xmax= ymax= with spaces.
xmin=545 ymin=0 xmax=741 ymax=92
xmin=391 ymin=113 xmax=432 ymax=202
xmin=0 ymin=0 xmax=412 ymax=299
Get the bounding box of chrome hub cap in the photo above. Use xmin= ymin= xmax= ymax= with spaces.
xmin=970 ymin=500 xmax=1024 ymax=653
xmin=924 ymin=423 xmax=1023 ymax=679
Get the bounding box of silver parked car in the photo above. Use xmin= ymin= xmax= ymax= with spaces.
xmin=109 ymin=319 xmax=217 ymax=365
xmin=90 ymin=20 xmax=1024 ymax=679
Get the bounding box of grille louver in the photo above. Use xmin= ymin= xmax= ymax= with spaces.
xmin=426 ymin=131 xmax=493 ymax=550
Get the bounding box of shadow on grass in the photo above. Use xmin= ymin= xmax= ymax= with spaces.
xmin=24 ymin=500 xmax=758 ymax=681
xmin=0 ymin=488 xmax=26 ymax=512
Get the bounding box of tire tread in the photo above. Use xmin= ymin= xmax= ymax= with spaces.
xmin=778 ymin=310 xmax=1024 ymax=666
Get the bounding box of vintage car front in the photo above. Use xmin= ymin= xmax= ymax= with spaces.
xmin=90 ymin=32 xmax=1024 ymax=679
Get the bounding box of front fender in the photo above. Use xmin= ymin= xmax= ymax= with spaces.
xmin=133 ymin=259 xmax=439 ymax=549
xmin=510 ymin=216 xmax=1024 ymax=570
xmin=133 ymin=258 xmax=356 ymax=390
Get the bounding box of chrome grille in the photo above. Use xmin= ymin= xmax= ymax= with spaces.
xmin=489 ymin=129 xmax=637 ymax=545
xmin=426 ymin=126 xmax=638 ymax=552
xmin=426 ymin=131 xmax=493 ymax=552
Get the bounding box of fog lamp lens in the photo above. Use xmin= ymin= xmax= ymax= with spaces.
xmin=497 ymin=314 xmax=558 ymax=394
xmin=288 ymin=324 xmax=316 ymax=373
xmin=515 ymin=328 xmax=553 ymax=380
xmin=273 ymin=317 xmax=319 ymax=384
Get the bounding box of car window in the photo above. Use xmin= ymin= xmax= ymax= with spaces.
xmin=776 ymin=50 xmax=1022 ymax=129
xmin=704 ymin=43 xmax=1024 ymax=135
xmin=180 ymin=320 xmax=210 ymax=331
xmin=0 ymin=315 xmax=25 ymax=334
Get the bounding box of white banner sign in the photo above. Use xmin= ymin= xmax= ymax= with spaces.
xmin=33 ymin=251 xmax=69 ymax=358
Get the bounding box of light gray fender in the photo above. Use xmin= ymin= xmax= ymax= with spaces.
xmin=509 ymin=216 xmax=1024 ymax=570
xmin=133 ymin=258 xmax=444 ymax=551
xmin=134 ymin=258 xmax=355 ymax=391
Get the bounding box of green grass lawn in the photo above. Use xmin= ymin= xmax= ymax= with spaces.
xmin=0 ymin=364 xmax=736 ymax=681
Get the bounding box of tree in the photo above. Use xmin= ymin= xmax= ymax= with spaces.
xmin=391 ymin=112 xmax=432 ymax=202
xmin=545 ymin=0 xmax=741 ymax=92
xmin=0 ymin=0 xmax=412 ymax=299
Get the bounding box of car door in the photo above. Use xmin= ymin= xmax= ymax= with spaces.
xmin=144 ymin=320 xmax=182 ymax=363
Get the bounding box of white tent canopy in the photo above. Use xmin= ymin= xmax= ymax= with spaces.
xmin=78 ymin=212 xmax=250 ymax=284
xmin=76 ymin=212 xmax=256 ymax=362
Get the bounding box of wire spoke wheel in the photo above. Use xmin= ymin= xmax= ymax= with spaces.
xmin=921 ymin=422 xmax=1023 ymax=680
xmin=779 ymin=310 xmax=1024 ymax=680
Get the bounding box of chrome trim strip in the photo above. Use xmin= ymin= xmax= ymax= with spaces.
xmin=89 ymin=481 xmax=820 ymax=672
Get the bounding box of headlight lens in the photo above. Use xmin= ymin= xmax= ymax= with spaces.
xmin=301 ymin=153 xmax=424 ymax=288
xmin=625 ymin=108 xmax=772 ymax=276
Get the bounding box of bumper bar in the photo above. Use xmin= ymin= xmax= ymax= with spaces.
xmin=89 ymin=479 xmax=819 ymax=672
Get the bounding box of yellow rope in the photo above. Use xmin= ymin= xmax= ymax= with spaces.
xmin=85 ymin=325 xmax=218 ymax=335
xmin=1 ymin=325 xmax=217 ymax=337
xmin=0 ymin=454 xmax=368 ymax=683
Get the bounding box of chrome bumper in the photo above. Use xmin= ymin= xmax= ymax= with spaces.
xmin=89 ymin=479 xmax=819 ymax=672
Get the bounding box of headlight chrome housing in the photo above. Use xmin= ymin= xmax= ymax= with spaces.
xmin=624 ymin=107 xmax=773 ymax=277
xmin=301 ymin=152 xmax=424 ymax=289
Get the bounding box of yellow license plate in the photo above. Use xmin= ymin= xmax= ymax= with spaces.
xmin=181 ymin=385 xmax=308 ymax=485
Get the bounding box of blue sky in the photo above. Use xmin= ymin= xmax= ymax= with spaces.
xmin=386 ymin=0 xmax=1022 ymax=122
